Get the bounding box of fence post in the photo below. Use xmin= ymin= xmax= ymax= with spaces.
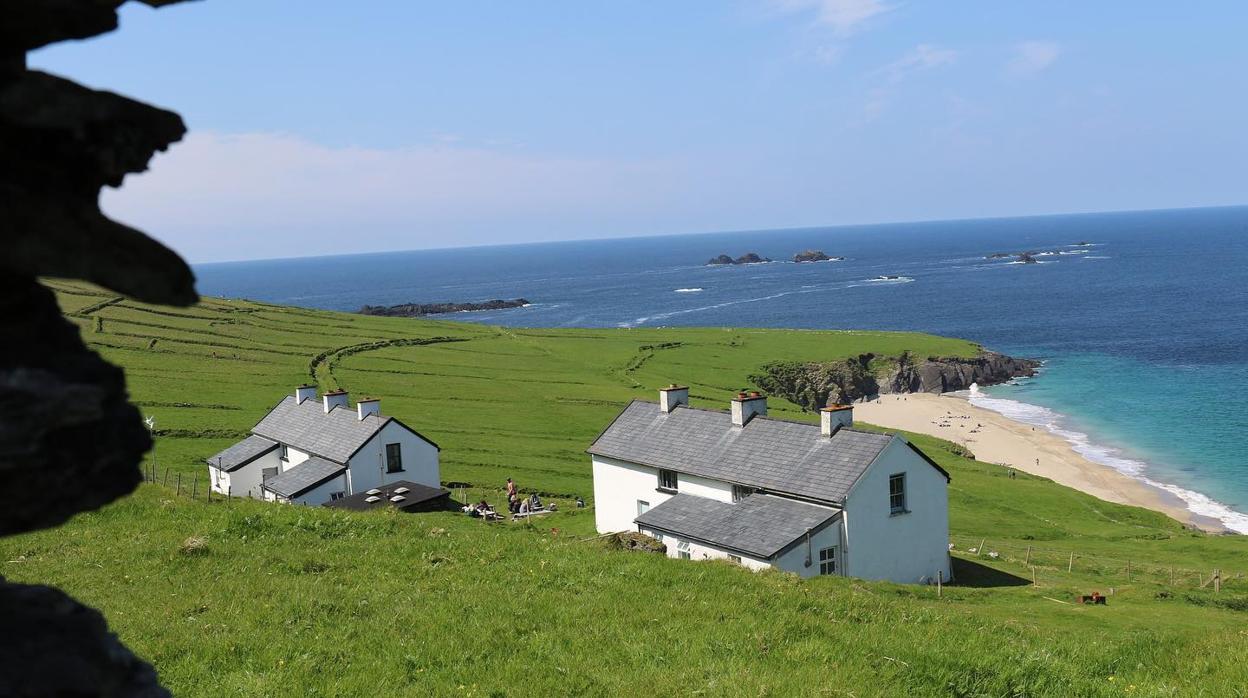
xmin=1025 ymin=545 xmax=1032 ymax=565
xmin=1215 ymin=569 xmax=1221 ymax=593
xmin=176 ymin=473 xmax=182 ymax=497
xmin=1068 ymin=552 xmax=1074 ymax=573
xmin=977 ymin=538 xmax=986 ymax=558
xmin=937 ymin=570 xmax=943 ymax=598
xmin=163 ymin=468 xmax=170 ymax=487
xmin=192 ymin=477 xmax=198 ymax=501
xmin=1031 ymin=566 xmax=1037 ymax=587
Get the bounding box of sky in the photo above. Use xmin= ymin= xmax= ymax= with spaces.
xmin=32 ymin=0 xmax=1248 ymax=263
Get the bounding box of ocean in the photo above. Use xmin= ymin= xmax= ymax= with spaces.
xmin=196 ymin=206 xmax=1248 ymax=532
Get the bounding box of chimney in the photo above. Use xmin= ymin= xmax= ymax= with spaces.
xmin=821 ymin=404 xmax=854 ymax=436
xmin=295 ymin=385 xmax=317 ymax=404
xmin=323 ymin=390 xmax=348 ymax=413
xmin=659 ymin=384 xmax=689 ymax=413
xmin=357 ymin=397 xmax=380 ymax=420
xmin=731 ymin=391 xmax=767 ymax=427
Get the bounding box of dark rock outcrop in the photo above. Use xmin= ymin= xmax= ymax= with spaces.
xmin=0 ymin=580 xmax=169 ymax=698
xmin=0 ymin=277 xmax=150 ymax=536
xmin=750 ymin=351 xmax=1040 ymax=410
xmin=792 ymin=249 xmax=843 ymax=263
xmin=706 ymin=252 xmax=772 ymax=265
xmin=360 ymin=298 xmax=530 ymax=317
xmin=3 ymin=2 xmax=198 ymax=694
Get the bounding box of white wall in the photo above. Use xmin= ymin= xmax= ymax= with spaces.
xmin=346 ymin=421 xmax=440 ymax=495
xmin=644 ymin=531 xmax=772 ymax=572
xmin=209 ymin=449 xmax=281 ymax=498
xmin=282 ymin=446 xmax=310 ymax=471
xmin=591 ymin=455 xmax=736 ymax=533
xmin=842 ymin=437 xmax=951 ymax=584
xmin=289 ymin=473 xmax=348 ymax=506
xmin=594 ymin=456 xmax=665 ymax=533
xmin=773 ymin=519 xmax=843 ymax=579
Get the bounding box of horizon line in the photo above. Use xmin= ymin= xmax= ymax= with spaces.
xmin=191 ymin=202 xmax=1248 ymax=267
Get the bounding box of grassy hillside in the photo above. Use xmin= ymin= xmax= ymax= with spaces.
xmin=3 ymin=280 xmax=1247 ymax=696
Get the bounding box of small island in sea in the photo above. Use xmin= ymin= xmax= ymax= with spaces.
xmin=792 ymin=249 xmax=845 ymax=263
xmin=359 ymin=298 xmax=530 ymax=317
xmin=706 ymin=252 xmax=772 ymax=265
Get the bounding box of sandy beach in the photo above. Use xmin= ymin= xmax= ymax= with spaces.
xmin=853 ymin=393 xmax=1227 ymax=533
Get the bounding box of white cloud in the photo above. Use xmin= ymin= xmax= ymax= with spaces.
xmin=771 ymin=0 xmax=891 ymax=36
xmin=855 ymin=44 xmax=957 ymax=123
xmin=101 ymin=131 xmax=689 ymax=262
xmin=877 ymin=43 xmax=958 ymax=83
xmin=1009 ymin=40 xmax=1061 ymax=76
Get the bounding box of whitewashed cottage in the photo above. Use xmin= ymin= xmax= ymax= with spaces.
xmin=207 ymin=386 xmax=440 ymax=505
xmin=588 ymin=386 xmax=952 ymax=584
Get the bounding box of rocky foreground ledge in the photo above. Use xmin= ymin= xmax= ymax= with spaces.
xmin=359 ymin=299 xmax=530 ymax=317
xmin=751 ymin=351 xmax=1040 ymax=410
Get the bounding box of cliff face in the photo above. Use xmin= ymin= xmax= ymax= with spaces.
xmin=750 ymin=351 xmax=1039 ymax=411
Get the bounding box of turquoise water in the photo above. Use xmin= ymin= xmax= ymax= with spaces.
xmin=196 ymin=206 xmax=1248 ymax=531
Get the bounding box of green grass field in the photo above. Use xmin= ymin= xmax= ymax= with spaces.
xmin=3 ymin=280 xmax=1247 ymax=696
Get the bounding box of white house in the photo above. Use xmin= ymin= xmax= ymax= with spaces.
xmin=588 ymin=386 xmax=952 ymax=584
xmin=206 ymin=386 xmax=441 ymax=505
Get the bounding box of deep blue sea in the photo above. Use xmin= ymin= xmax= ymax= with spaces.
xmin=197 ymin=206 xmax=1248 ymax=531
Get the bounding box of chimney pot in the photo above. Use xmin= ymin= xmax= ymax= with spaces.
xmin=821 ymin=404 xmax=854 ymax=435
xmin=731 ymin=392 xmax=767 ymax=426
xmin=323 ymin=390 xmax=349 ymax=413
xmin=357 ymin=397 xmax=381 ymax=420
xmin=659 ymin=384 xmax=689 ymax=413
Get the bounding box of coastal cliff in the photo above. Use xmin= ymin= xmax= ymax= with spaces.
xmin=749 ymin=351 xmax=1039 ymax=410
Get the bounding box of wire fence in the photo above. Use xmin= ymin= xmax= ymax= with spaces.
xmin=951 ymin=534 xmax=1240 ymax=592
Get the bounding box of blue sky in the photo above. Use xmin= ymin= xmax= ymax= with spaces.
xmin=33 ymin=1 xmax=1248 ymax=262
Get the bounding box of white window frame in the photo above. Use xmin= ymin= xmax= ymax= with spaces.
xmin=818 ymin=546 xmax=838 ymax=575
xmin=676 ymin=539 xmax=691 ymax=560
xmin=889 ymin=473 xmax=907 ymax=515
xmin=657 ymin=469 xmax=678 ymax=492
xmin=728 ymin=554 xmax=742 ymax=565
xmin=637 ymin=500 xmax=650 ymax=516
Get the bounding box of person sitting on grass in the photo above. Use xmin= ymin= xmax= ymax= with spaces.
xmin=529 ymin=493 xmax=542 ymax=511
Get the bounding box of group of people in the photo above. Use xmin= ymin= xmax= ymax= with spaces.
xmin=506 ymin=477 xmax=550 ymax=515
xmin=464 ymin=478 xmax=555 ymax=521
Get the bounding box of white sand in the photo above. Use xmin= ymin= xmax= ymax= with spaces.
xmin=853 ymin=393 xmax=1226 ymax=532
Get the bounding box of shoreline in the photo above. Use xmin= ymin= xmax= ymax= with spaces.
xmin=853 ymin=392 xmax=1232 ymax=534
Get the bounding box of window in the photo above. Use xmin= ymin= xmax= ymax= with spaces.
xmin=637 ymin=500 xmax=650 ymax=516
xmin=728 ymin=554 xmax=742 ymax=565
xmin=385 ymin=443 xmax=403 ymax=473
xmin=676 ymin=539 xmax=691 ymax=560
xmin=732 ymin=485 xmax=753 ymax=502
xmin=330 ymin=491 xmax=345 ymax=501
xmin=818 ymin=547 xmax=838 ymax=575
xmin=657 ymin=469 xmax=678 ymax=492
xmin=278 ymin=444 xmax=289 ymax=461
xmin=889 ymin=473 xmax=907 ymax=515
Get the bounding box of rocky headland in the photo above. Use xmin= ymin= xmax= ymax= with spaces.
xmin=360 ymin=299 xmax=530 ymax=317
xmin=750 ymin=350 xmax=1040 ymax=410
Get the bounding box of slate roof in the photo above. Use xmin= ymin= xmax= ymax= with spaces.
xmin=588 ymin=400 xmax=894 ymax=503
xmin=635 ymin=494 xmax=840 ymax=559
xmin=323 ymin=480 xmax=452 ymax=512
xmin=206 ymin=435 xmax=278 ymax=472
xmin=250 ymin=396 xmax=399 ymax=463
xmin=262 ymin=456 xmax=346 ymax=498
